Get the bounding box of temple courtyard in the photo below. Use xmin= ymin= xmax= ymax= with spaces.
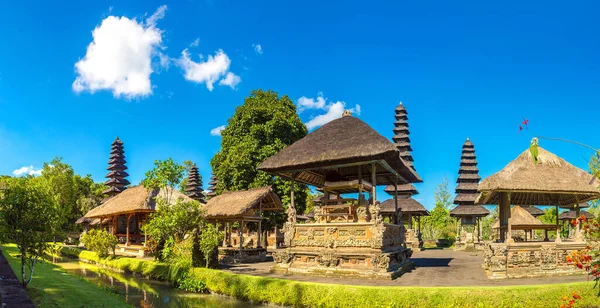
xmin=223 ymin=248 xmax=588 ymax=287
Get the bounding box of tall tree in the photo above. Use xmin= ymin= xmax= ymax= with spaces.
xmin=0 ymin=177 xmax=57 ymax=288
xmin=142 ymin=158 xmax=185 ymax=205
xmin=421 ymin=178 xmax=454 ymax=241
xmin=211 ymin=89 xmax=309 ymax=229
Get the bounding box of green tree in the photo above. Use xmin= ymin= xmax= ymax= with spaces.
xmin=421 ymin=178 xmax=454 ymax=241
xmin=198 ymin=223 xmax=223 ymax=268
xmin=0 ymin=177 xmax=57 ymax=288
xmin=142 ymin=158 xmax=185 ymax=204
xmin=178 ymin=160 xmax=196 ymax=192
xmin=211 ymin=89 xmax=309 ymax=230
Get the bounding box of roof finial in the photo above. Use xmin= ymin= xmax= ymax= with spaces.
xmin=399 ymin=101 xmax=403 ymax=105
xmin=466 ymin=137 xmax=470 ymax=141
xmin=342 ymin=110 xmax=352 ymax=117
xmin=531 ymin=137 xmax=538 ymax=146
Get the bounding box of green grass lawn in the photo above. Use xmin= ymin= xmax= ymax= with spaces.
xmin=2 ymin=244 xmax=131 ymax=308
xmin=60 ymin=245 xmax=600 ymax=308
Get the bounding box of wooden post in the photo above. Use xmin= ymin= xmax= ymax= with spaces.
xmin=99 ymin=217 xmax=104 ymax=230
xmin=478 ymin=217 xmax=483 ymax=243
xmin=499 ymin=192 xmax=511 ymax=243
xmin=291 ymin=174 xmax=296 ymax=213
xmin=113 ymin=215 xmax=118 ymax=235
xmin=555 ymin=205 xmax=562 ymax=243
xmin=394 ymin=177 xmax=399 ymax=225
xmin=371 ymin=163 xmax=377 ymax=203
xmin=239 ymin=219 xmax=244 ymax=253
xmin=575 ymin=200 xmax=582 ymax=241
xmin=126 ymin=214 xmax=132 ymax=246
xmin=257 ymin=201 xmax=263 ymax=248
xmin=506 ymin=193 xmax=513 ymax=244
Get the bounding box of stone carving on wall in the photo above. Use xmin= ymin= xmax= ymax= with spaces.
xmin=357 ymin=206 xmax=368 ymax=221
xmin=273 ymin=250 xmax=294 ymax=264
xmin=283 ymin=222 xmax=295 ymax=247
xmin=287 ymin=203 xmax=297 ymax=224
xmin=369 ymin=202 xmax=383 ymax=224
xmin=371 ymin=254 xmax=391 ymax=269
xmin=314 ymin=205 xmax=323 ymax=223
xmin=316 ymin=252 xmax=340 ymax=267
xmin=540 ymin=245 xmax=557 ymax=270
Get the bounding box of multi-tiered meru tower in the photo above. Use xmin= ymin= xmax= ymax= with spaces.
xmin=103 ymin=137 xmax=130 ymax=198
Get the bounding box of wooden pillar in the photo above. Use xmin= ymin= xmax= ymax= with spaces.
xmin=575 ymin=202 xmax=582 ymax=241
xmin=499 ymin=192 xmax=512 ymax=243
xmin=239 ymin=219 xmax=244 ymax=253
xmin=126 ymin=214 xmax=132 ymax=246
xmin=273 ymin=225 xmax=278 ymax=248
xmin=371 ymin=163 xmax=377 ymax=204
xmin=394 ymin=177 xmax=399 ymax=225
xmin=555 ymin=205 xmax=562 ymax=243
xmin=291 ymin=174 xmax=296 ymax=213
xmin=479 ymin=217 xmax=483 ymax=242
xmin=227 ymin=222 xmax=232 ymax=247
xmin=112 ymin=215 xmax=118 ymax=236
xmin=99 ymin=217 xmax=104 ymax=231
xmin=257 ymin=201 xmax=263 ymax=248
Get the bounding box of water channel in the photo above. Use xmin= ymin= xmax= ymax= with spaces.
xmin=54 ymin=258 xmax=266 ymax=307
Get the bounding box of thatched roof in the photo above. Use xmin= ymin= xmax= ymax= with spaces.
xmin=203 ymin=186 xmax=282 ymax=219
xmin=477 ymin=146 xmax=600 ymax=206
xmin=380 ymin=197 xmax=429 ymax=216
xmin=558 ymin=210 xmax=596 ymax=220
xmin=520 ymin=205 xmax=544 ymax=217
xmin=509 ymin=205 xmax=543 ymax=225
xmin=85 ymin=185 xmax=192 ymax=218
xmin=258 ymin=114 xmax=421 ymax=187
xmin=450 ymin=205 xmax=490 ymax=217
xmin=384 ymin=184 xmax=419 ymax=196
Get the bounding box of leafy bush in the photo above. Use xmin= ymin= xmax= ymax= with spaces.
xmin=177 ymin=274 xmax=207 ymax=292
xmin=80 ymin=229 xmax=118 ymax=257
xmin=198 ymin=223 xmax=222 ymax=268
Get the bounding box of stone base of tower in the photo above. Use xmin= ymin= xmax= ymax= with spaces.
xmin=454 ymin=232 xmax=485 ymax=251
xmin=270 ymin=222 xmax=414 ymax=280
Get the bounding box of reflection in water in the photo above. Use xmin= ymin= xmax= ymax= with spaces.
xmin=55 ymin=259 xmax=264 ymax=308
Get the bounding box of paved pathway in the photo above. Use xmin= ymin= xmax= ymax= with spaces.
xmin=223 ymin=248 xmax=588 ymax=287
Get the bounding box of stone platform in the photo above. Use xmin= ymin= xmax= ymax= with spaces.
xmin=271 ymin=221 xmax=413 ymax=279
xmin=483 ymin=241 xmax=587 ymax=279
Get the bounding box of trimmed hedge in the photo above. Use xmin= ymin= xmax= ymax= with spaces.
xmin=60 ymin=246 xmax=600 ymax=308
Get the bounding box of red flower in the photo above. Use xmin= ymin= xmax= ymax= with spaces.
xmin=572 ymin=292 xmax=581 ymax=300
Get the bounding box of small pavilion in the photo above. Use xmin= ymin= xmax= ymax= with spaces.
xmin=558 ymin=206 xmax=595 ymax=239
xmin=84 ymin=185 xmax=192 ymax=255
xmin=258 ymin=111 xmax=421 ymax=279
xmin=492 ymin=205 xmax=556 ymax=242
xmin=203 ymin=186 xmax=283 ymax=263
xmin=521 ymin=205 xmax=544 ymax=217
xmin=477 ymin=140 xmax=600 ymax=279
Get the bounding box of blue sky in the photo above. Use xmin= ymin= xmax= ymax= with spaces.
xmin=1 ymin=1 xmax=599 ymax=210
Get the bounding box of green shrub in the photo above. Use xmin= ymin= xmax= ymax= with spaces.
xmin=80 ymin=229 xmax=118 ymax=257
xmin=198 ymin=223 xmax=222 ymax=268
xmin=177 ymin=274 xmax=207 ymax=292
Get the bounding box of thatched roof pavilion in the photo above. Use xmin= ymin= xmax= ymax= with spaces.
xmin=477 ymin=141 xmax=600 ymax=243
xmin=450 ymin=205 xmax=490 ymax=217
xmin=380 ymin=197 xmax=429 ymax=216
xmin=203 ymin=186 xmax=282 ymax=221
xmin=521 ymin=205 xmax=544 ymax=217
xmin=559 ymin=209 xmax=596 ymax=221
xmin=85 ymin=185 xmax=192 ymax=218
xmin=477 ymin=146 xmax=600 ymax=207
xmin=204 ymin=186 xmax=282 ymax=251
xmin=258 ymin=112 xmax=421 ymax=187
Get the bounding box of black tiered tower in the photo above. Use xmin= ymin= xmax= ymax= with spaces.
xmin=453 ymin=138 xmax=481 ymax=207
xmin=103 ymin=137 xmax=130 ymax=197
xmin=385 ymin=102 xmax=420 ymax=196
xmin=207 ymin=173 xmax=218 ymax=199
xmin=450 ymin=138 xmax=489 ymax=247
xmin=185 ymin=164 xmax=205 ymax=203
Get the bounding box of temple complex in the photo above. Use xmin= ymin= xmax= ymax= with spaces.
xmin=381 ymin=102 xmax=429 ymax=250
xmin=203 ymin=186 xmax=283 ymax=263
xmin=185 ymin=164 xmax=205 ymax=203
xmin=103 ymin=137 xmax=130 ymax=198
xmin=450 ymin=138 xmax=489 ymax=251
xmin=258 ymin=111 xmax=421 ymax=279
xmin=478 ymin=139 xmax=600 ymax=279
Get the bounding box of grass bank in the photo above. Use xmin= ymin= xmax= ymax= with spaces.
xmin=1 ymin=244 xmax=130 ymax=307
xmin=60 ymin=246 xmax=600 ymax=308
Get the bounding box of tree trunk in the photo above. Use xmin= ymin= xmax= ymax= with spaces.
xmin=21 ymin=251 xmax=27 ymax=288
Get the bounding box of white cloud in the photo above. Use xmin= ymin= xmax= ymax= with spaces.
xmin=218 ymin=72 xmax=241 ymax=89
xmin=253 ymin=44 xmax=263 ymax=54
xmin=13 ymin=166 xmax=42 ymax=177
xmin=72 ymin=5 xmax=167 ymax=99
xmin=190 ymin=38 xmax=200 ymax=47
xmin=178 ymin=49 xmax=240 ymax=91
xmin=298 ymin=93 xmax=361 ymax=130
xmin=210 ymin=125 xmax=226 ymax=136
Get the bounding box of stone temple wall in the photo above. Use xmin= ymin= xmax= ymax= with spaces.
xmin=483 ymin=242 xmax=587 ymax=279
